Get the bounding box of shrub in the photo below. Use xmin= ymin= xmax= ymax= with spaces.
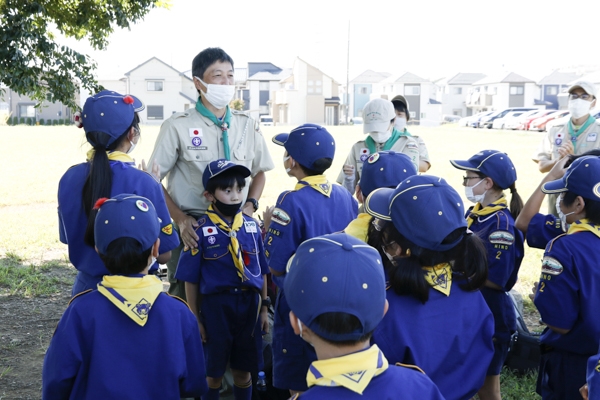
xmin=26 ymin=117 xmax=33 ymax=125
xmin=19 ymin=117 xmax=25 ymax=125
xmin=52 ymin=119 xmax=58 ymax=125
xmin=58 ymin=118 xmax=64 ymax=125
xmin=39 ymin=118 xmax=45 ymax=125
xmin=46 ymin=119 xmax=51 ymax=126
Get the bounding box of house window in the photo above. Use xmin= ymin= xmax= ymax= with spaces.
xmin=546 ymin=86 xmax=558 ymax=95
xmin=308 ymin=87 xmax=314 ymax=94
xmin=360 ymin=87 xmax=367 ymax=95
xmin=409 ymin=111 xmax=416 ymax=119
xmin=147 ymin=81 xmax=164 ymax=91
xmin=510 ymin=86 xmax=524 ymax=95
xmin=0 ymin=102 xmax=8 ymax=111
xmin=316 ymin=87 xmax=322 ymax=94
xmin=259 ymin=81 xmax=269 ymax=90
xmin=453 ymin=87 xmax=462 ymax=95
xmin=19 ymin=104 xmax=35 ymax=117
xmin=147 ymin=105 xmax=164 ymax=120
xmin=404 ymin=85 xmax=420 ymax=95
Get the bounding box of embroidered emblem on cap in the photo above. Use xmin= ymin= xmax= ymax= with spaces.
xmin=368 ymin=153 xmax=380 ymax=163
xmin=136 ymin=200 xmax=149 ymax=212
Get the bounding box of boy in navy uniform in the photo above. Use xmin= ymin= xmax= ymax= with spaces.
xmin=532 ymin=156 xmax=600 ymax=399
xmin=43 ymin=194 xmax=207 ymax=399
xmin=284 ymin=233 xmax=445 ymax=399
xmin=263 ymin=124 xmax=358 ymax=394
xmin=175 ymin=159 xmax=269 ymax=400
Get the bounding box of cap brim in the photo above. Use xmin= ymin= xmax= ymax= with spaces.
xmin=542 ymin=178 xmax=568 ymax=194
xmin=449 ymin=159 xmax=479 ymax=172
xmin=364 ymin=187 xmax=394 ymax=221
xmin=129 ymin=95 xmax=145 ymax=112
xmin=272 ymin=133 xmax=289 ymax=146
xmin=364 ymin=122 xmax=391 ymax=134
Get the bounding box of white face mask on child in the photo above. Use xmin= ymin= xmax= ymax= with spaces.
xmin=464 ymin=179 xmax=486 ymax=204
xmin=394 ymin=117 xmax=407 ymax=132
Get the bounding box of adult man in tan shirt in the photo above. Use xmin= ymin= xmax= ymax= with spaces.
xmin=148 ymin=47 xmax=274 ymax=298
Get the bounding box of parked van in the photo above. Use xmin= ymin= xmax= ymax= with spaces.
xmin=259 ymin=115 xmax=273 ymax=126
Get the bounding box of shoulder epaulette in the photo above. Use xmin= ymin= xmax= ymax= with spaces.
xmin=231 ymin=110 xmax=251 ymax=118
xmin=278 ymin=190 xmax=294 ymax=203
xmin=395 ymin=362 xmax=426 ymax=374
xmin=68 ymin=288 xmax=93 ymax=305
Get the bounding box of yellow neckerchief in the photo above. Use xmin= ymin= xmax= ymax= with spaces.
xmin=422 ymin=262 xmax=453 ymax=296
xmin=466 ymin=196 xmax=508 ymax=228
xmin=306 ymin=344 xmax=389 ymax=395
xmin=206 ymin=205 xmax=248 ymax=282
xmin=295 ymin=175 xmax=332 ymax=197
xmin=86 ymin=149 xmax=135 ymax=163
xmin=567 ymin=218 xmax=600 ymax=239
xmin=97 ymin=275 xmax=163 ymax=327
xmin=345 ymin=213 xmax=371 ymax=242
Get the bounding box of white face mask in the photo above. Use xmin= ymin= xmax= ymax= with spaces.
xmin=148 ymin=256 xmax=157 ymax=269
xmin=464 ymin=178 xmax=486 ymax=204
xmin=568 ymin=98 xmax=592 ymax=119
xmin=127 ymin=140 xmax=136 ymax=154
xmin=394 ymin=117 xmax=407 ymax=132
xmin=195 ymin=76 xmax=235 ymax=109
xmin=369 ymin=130 xmax=392 ymax=143
xmin=283 ymin=154 xmax=295 ymax=174
xmin=555 ymin=195 xmax=575 ymax=232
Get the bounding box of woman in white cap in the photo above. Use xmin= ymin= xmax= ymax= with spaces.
xmin=58 ymin=90 xmax=180 ymax=295
xmin=364 ymin=175 xmax=494 ymax=400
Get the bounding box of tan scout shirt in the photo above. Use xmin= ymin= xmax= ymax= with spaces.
xmin=534 ymin=119 xmax=600 ymax=162
xmin=148 ymin=108 xmax=274 ymax=216
xmin=336 ymin=135 xmax=428 ymax=185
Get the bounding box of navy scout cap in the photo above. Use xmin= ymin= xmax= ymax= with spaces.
xmin=543 ymin=156 xmax=600 ymax=200
xmin=284 ymin=233 xmax=386 ymax=342
xmin=450 ymin=150 xmax=517 ymax=190
xmin=273 ymin=124 xmax=335 ymax=170
xmin=359 ymin=151 xmax=417 ymax=197
xmin=202 ymin=159 xmax=251 ymax=189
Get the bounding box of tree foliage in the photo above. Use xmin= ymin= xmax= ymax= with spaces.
xmin=0 ymin=0 xmax=168 ymax=109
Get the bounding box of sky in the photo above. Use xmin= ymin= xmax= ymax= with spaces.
xmin=59 ymin=0 xmax=600 ymax=84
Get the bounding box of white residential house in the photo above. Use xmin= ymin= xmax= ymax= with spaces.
xmin=123 ymin=57 xmax=197 ymax=124
xmin=436 ymin=73 xmax=486 ymax=117
xmin=467 ymin=72 xmax=538 ymax=113
xmin=372 ymin=72 xmax=442 ymax=126
xmin=537 ymin=70 xmax=579 ymax=110
xmin=245 ymin=64 xmax=291 ymax=121
xmin=272 ymin=57 xmax=342 ymax=126
xmin=348 ymin=70 xmax=391 ymax=118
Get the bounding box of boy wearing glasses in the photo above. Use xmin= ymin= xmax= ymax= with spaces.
xmin=534 ymin=81 xmax=600 ymax=215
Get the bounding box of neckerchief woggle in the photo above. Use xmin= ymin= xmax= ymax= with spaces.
xmin=467 ymin=196 xmax=508 ymax=228
xmin=195 ymin=98 xmax=232 ymax=160
xmin=364 ymin=128 xmax=402 ymax=154
xmin=295 ymin=175 xmax=332 ymax=197
xmin=567 ymin=218 xmax=600 ymax=240
xmin=568 ymin=115 xmax=596 ymax=144
xmin=306 ymin=345 xmax=389 ymax=394
xmin=97 ymin=275 xmax=163 ymax=326
xmin=86 ymin=149 xmax=134 ymax=163
xmin=422 ymin=262 xmax=453 ymax=296
xmin=206 ymin=204 xmax=248 ymax=282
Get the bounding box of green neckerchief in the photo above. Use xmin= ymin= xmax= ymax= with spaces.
xmin=568 ymin=115 xmax=596 ymax=144
xmin=392 ymin=127 xmax=412 ymax=137
xmin=195 ymin=98 xmax=232 ymax=160
xmin=365 ymin=129 xmax=402 ymax=154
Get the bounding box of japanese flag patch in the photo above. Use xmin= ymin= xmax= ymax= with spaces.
xmin=189 ymin=128 xmax=203 ymax=138
xmin=202 ymin=226 xmax=218 ymax=236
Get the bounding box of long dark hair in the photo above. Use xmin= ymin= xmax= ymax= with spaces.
xmin=475 ymin=172 xmax=523 ymax=220
xmin=380 ymin=222 xmax=488 ymax=304
xmin=82 ymin=114 xmax=139 ymax=247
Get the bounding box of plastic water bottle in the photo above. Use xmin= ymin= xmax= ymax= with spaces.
xmin=256 ymin=371 xmax=267 ymax=392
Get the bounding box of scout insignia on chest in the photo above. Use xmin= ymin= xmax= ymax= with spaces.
xmin=555 ymin=131 xmax=563 ymax=146
xmin=207 ymin=235 xmax=216 ymax=245
xmin=271 ymin=208 xmax=291 ymax=226
xmin=587 ymin=132 xmax=598 ymax=142
xmin=244 ymin=220 xmax=257 ymax=233
xmin=187 ymin=128 xmax=207 ymax=150
xmin=541 ymin=256 xmax=563 ymax=275
xmin=359 ymin=148 xmax=370 ymax=162
xmin=488 ymin=230 xmax=515 ymax=246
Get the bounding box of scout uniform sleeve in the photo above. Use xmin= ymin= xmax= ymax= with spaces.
xmin=179 ymin=306 xmax=208 ymax=397
xmin=534 ymin=239 xmax=578 ymax=330
xmin=174 ymin=225 xmax=204 ymax=284
xmin=256 ymin=228 xmax=270 ymax=275
xmin=533 ymin=128 xmax=554 ymax=162
xmin=484 ymin=211 xmax=523 ymax=289
xmin=587 ymin=349 xmax=600 ymax=398
xmin=526 ymin=213 xmax=563 ymax=249
xmin=143 ymin=174 xmax=180 ymax=253
xmin=264 ymin=193 xmax=302 ymax=276
xmin=42 ymin=302 xmax=84 ymax=399
xmin=336 ymin=144 xmax=360 ymax=185
xmin=250 ymin=118 xmax=275 ymax=176
xmin=416 ymin=136 xmax=431 ymax=164
xmin=148 ymin=117 xmax=183 ymax=182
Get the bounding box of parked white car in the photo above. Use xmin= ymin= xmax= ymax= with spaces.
xmin=504 ymin=109 xmax=544 ymax=130
xmin=492 ymin=111 xmax=527 ymax=129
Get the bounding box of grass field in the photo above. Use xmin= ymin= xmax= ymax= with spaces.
xmin=0 ymin=123 xmax=545 ymax=398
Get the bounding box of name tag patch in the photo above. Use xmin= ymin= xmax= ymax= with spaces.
xmin=587 ymin=132 xmax=598 ymax=142
xmin=244 ymin=221 xmax=258 ymax=233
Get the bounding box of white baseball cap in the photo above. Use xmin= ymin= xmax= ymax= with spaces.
xmin=362 ymin=98 xmax=396 ymax=134
xmin=568 ymin=80 xmax=597 ymax=98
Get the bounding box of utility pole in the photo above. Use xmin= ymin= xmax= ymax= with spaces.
xmin=345 ymin=21 xmax=350 ymax=125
